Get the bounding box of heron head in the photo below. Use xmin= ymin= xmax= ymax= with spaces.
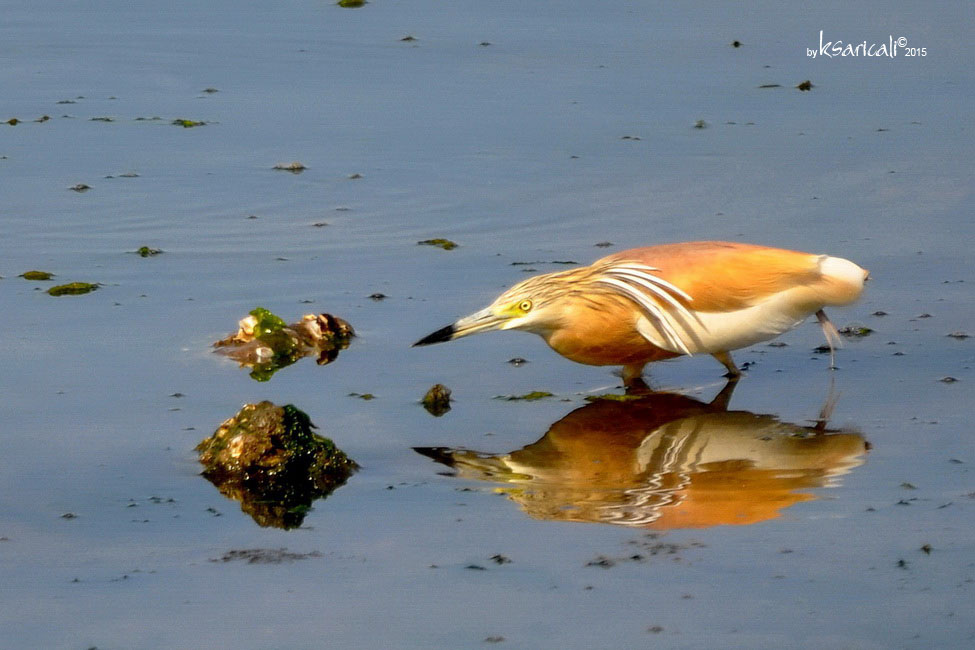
xmin=412 ymin=273 xmax=565 ymax=347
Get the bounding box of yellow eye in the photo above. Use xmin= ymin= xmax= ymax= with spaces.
xmin=518 ymin=300 xmax=533 ymax=313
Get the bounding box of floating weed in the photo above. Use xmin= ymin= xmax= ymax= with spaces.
xmin=20 ymin=271 xmax=55 ymax=281
xmin=135 ymin=246 xmax=163 ymax=257
xmin=839 ymin=325 xmax=874 ymax=337
xmin=796 ymin=80 xmax=814 ymax=91
xmin=418 ymin=238 xmax=458 ymax=251
xmin=584 ymin=393 xmax=645 ymax=403
xmin=172 ymin=119 xmax=206 ymax=128
xmin=47 ymin=282 xmax=99 ymax=296
xmin=337 ymin=0 xmax=366 ymax=6
xmin=273 ymin=161 xmax=306 ymax=173
xmin=495 ymin=391 xmax=554 ymax=402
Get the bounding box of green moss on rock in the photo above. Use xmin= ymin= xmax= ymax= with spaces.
xmin=196 ymin=402 xmax=357 ymax=529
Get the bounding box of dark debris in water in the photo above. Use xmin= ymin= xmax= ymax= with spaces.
xmin=211 ymin=548 xmax=323 ymax=564
xmin=796 ymin=80 xmax=814 ymax=91
xmin=135 ymin=246 xmax=163 ymax=257
xmin=172 ymin=118 xmax=206 ymax=128
xmin=838 ymin=325 xmax=874 ymax=337
xmin=69 ymin=183 xmax=92 ymax=192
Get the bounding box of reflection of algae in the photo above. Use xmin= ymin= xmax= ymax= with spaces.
xmin=213 ymin=308 xmax=354 ymax=381
xmin=417 ymin=382 xmax=867 ymax=529
xmin=197 ymin=402 xmax=357 ymax=529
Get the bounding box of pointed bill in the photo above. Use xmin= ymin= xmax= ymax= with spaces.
xmin=413 ymin=307 xmax=504 ymax=346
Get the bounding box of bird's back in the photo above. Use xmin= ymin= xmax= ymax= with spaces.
xmin=596 ymin=241 xmax=867 ymax=313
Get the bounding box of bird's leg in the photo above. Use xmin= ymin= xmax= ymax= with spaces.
xmin=712 ymin=351 xmax=741 ymax=379
xmin=816 ymin=309 xmax=842 ymax=370
xmin=622 ymin=362 xmax=649 ymax=392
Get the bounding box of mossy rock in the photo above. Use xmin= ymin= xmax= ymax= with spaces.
xmin=197 ymin=402 xmax=357 ymax=529
xmin=421 ymin=384 xmax=452 ymax=416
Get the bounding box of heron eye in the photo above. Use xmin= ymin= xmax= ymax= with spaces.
xmin=519 ymin=300 xmax=533 ymax=313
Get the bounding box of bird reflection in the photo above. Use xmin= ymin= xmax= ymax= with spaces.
xmin=415 ymin=382 xmax=867 ymax=529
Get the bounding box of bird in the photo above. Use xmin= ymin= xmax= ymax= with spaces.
xmin=413 ymin=241 xmax=868 ymax=385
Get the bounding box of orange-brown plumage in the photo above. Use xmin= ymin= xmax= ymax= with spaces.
xmin=414 ymin=241 xmax=868 ymax=382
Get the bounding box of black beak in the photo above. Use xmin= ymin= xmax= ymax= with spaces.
xmin=412 ymin=324 xmax=456 ymax=347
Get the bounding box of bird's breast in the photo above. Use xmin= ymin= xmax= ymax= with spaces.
xmin=541 ymin=306 xmax=679 ymax=366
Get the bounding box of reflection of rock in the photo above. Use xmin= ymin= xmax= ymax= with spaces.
xmin=416 ymin=383 xmax=867 ymax=529
xmin=197 ymin=402 xmax=357 ymax=529
xmin=213 ymin=308 xmax=354 ymax=381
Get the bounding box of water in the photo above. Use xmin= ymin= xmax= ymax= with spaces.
xmin=2 ymin=1 xmax=973 ymax=648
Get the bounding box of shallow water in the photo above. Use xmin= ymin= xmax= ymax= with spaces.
xmin=2 ymin=2 xmax=973 ymax=648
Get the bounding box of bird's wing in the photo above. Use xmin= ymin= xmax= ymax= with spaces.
xmin=596 ymin=241 xmax=825 ymax=313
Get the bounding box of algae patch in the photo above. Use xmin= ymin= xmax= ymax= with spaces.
xmin=135 ymin=246 xmax=163 ymax=257
xmin=20 ymin=271 xmax=55 ymax=281
xmin=213 ymin=308 xmax=354 ymax=381
xmin=197 ymin=402 xmax=357 ymax=529
xmin=495 ymin=391 xmax=554 ymax=402
xmin=47 ymin=282 xmax=98 ymax=296
xmin=418 ymin=238 xmax=458 ymax=251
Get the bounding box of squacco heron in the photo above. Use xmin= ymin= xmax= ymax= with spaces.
xmin=414 ymin=241 xmax=868 ymax=384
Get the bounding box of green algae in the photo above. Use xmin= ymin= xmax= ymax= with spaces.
xmin=418 ymin=238 xmax=458 ymax=250
xmin=47 ymin=282 xmax=98 ymax=296
xmin=249 ymin=307 xmax=288 ymax=338
xmin=20 ymin=271 xmax=54 ymax=281
xmin=496 ymin=391 xmax=554 ymax=402
xmin=583 ymin=393 xmax=646 ymax=403
xmin=135 ymin=246 xmax=163 ymax=257
xmin=214 ymin=310 xmax=355 ymax=381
